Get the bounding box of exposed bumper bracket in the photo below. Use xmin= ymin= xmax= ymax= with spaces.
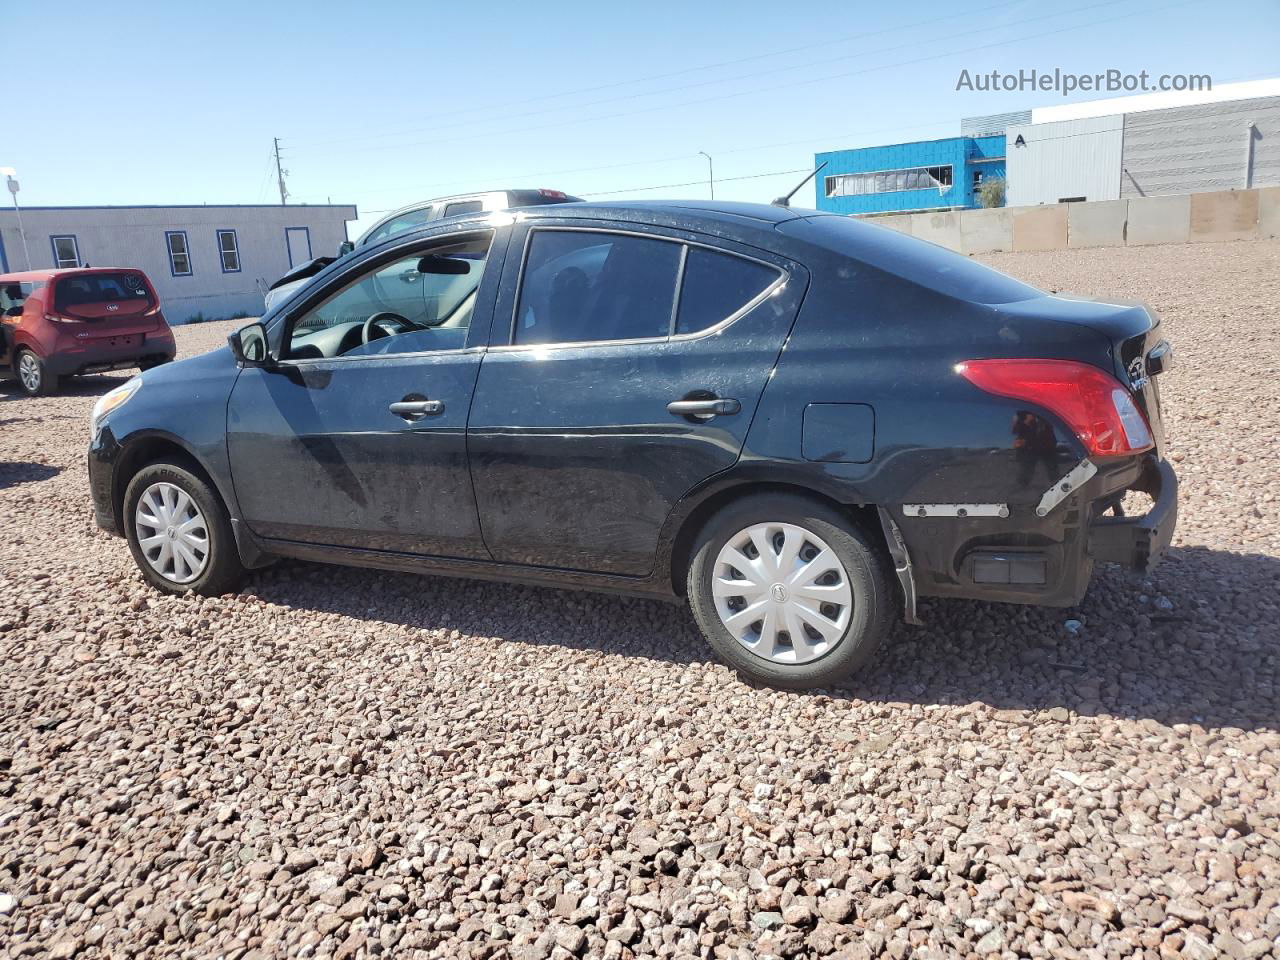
xmin=1089 ymin=458 xmax=1178 ymax=573
xmin=1036 ymin=459 xmax=1098 ymax=517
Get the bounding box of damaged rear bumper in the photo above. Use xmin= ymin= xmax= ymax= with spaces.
xmin=1088 ymin=457 xmax=1178 ymax=574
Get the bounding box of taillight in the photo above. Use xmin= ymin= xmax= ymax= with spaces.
xmin=957 ymin=358 xmax=1153 ymax=457
xmin=538 ymin=188 xmax=568 ymax=199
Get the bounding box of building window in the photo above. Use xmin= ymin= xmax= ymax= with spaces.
xmin=973 ymin=170 xmax=984 ymax=188
xmin=217 ymin=229 xmax=241 ymax=273
xmin=51 ymin=235 xmax=80 ymax=269
xmin=825 ymin=165 xmax=953 ymax=198
xmin=166 ymin=231 xmax=192 ymax=276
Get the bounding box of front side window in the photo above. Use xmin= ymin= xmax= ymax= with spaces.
xmin=286 ymin=232 xmax=492 ymax=361
xmin=217 ymin=230 xmax=241 ymax=272
xmin=675 ymin=248 xmax=780 ymax=335
xmin=51 ymin=235 xmax=80 ymax=268
xmin=514 ymin=231 xmax=681 ymax=345
xmin=166 ymin=231 xmax=192 ymax=276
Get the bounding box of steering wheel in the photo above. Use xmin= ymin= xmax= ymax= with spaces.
xmin=361 ymin=311 xmax=411 ymax=345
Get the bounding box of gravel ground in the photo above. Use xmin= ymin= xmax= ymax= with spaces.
xmin=1 ymin=240 xmax=1278 ymax=960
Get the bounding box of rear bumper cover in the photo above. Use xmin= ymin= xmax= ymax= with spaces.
xmin=47 ymin=332 xmax=176 ymax=377
xmin=1088 ymin=457 xmax=1178 ymax=574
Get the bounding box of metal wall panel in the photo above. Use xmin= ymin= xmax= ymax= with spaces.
xmin=1120 ymin=97 xmax=1280 ymax=198
xmin=1006 ymin=116 xmax=1123 ymax=206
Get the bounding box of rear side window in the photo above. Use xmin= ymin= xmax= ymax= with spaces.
xmin=54 ymin=273 xmax=154 ymax=311
xmin=443 ymin=200 xmax=484 ymax=218
xmin=363 ymin=206 xmax=434 ymax=246
xmin=514 ymin=231 xmax=681 ymax=345
xmin=676 ymin=248 xmax=780 ymax=335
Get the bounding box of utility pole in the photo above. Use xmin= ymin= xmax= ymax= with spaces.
xmin=698 ymin=151 xmax=715 ymax=200
xmin=2 ymin=169 xmax=32 ymax=269
xmin=273 ymin=137 xmax=289 ymax=206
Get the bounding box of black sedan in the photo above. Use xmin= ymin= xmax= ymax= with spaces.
xmin=87 ymin=200 xmax=1176 ymax=689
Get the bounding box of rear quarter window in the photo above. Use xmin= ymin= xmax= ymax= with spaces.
xmin=676 ymin=248 xmax=780 ymax=335
xmin=794 ymin=215 xmax=1041 ymax=305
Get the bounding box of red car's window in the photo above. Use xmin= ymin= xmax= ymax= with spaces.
xmin=54 ymin=273 xmax=154 ymax=311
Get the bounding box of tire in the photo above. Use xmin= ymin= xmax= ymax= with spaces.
xmin=15 ymin=348 xmax=58 ymax=396
xmin=138 ymin=357 xmax=171 ymax=372
xmin=686 ymin=494 xmax=894 ymax=690
xmin=123 ymin=462 xmax=246 ymax=596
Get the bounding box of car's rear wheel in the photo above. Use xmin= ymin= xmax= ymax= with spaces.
xmin=687 ymin=494 xmax=893 ymax=689
xmin=123 ymin=462 xmax=245 ymax=596
xmin=15 ymin=348 xmax=57 ymax=396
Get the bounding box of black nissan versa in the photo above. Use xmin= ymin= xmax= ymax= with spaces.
xmin=86 ymin=200 xmax=1177 ymax=689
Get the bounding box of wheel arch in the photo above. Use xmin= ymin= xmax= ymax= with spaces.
xmin=664 ymin=478 xmax=886 ymax=598
xmin=111 ymin=431 xmax=224 ymax=533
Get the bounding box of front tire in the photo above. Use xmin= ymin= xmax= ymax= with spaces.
xmin=123 ymin=462 xmax=245 ymax=596
xmin=687 ymin=494 xmax=893 ymax=689
xmin=15 ymin=348 xmax=57 ymax=396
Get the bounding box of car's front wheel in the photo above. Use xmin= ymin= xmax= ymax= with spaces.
xmin=123 ymin=462 xmax=245 ymax=596
xmin=687 ymin=494 xmax=893 ymax=689
xmin=15 ymin=348 xmax=57 ymax=396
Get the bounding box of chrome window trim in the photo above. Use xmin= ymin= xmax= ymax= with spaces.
xmin=273 ymin=344 xmax=486 ymax=369
xmin=499 ymin=224 xmax=787 ymax=353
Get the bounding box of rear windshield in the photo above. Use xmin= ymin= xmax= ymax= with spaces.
xmin=54 ymin=272 xmax=154 ymax=311
xmin=793 ymin=214 xmax=1042 ymax=305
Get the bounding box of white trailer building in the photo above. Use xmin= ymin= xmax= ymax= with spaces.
xmin=0 ymin=203 xmax=356 ymax=323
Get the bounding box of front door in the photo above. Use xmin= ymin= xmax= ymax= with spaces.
xmin=227 ymin=227 xmax=504 ymax=557
xmin=467 ymin=222 xmax=807 ymax=575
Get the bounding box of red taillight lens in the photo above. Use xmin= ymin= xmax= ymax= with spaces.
xmin=538 ymin=188 xmax=568 ymax=199
xmin=957 ymin=358 xmax=1153 ymax=457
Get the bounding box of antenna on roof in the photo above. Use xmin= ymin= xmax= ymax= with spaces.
xmin=772 ymin=161 xmax=828 ymax=208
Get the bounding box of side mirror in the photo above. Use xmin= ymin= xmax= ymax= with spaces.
xmin=228 ymin=322 xmax=272 ymax=367
xmin=338 ymin=240 xmax=355 ymax=256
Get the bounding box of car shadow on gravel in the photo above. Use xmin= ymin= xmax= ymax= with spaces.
xmin=251 ymin=542 xmax=1278 ymax=731
xmin=0 ymin=461 xmax=60 ymax=489
xmin=0 ymin=372 xmax=132 ymax=400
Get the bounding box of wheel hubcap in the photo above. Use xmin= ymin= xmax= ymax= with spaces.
xmin=135 ymin=482 xmax=209 ymax=584
xmin=712 ymin=522 xmax=853 ymax=665
xmin=18 ymin=354 xmax=40 ymax=391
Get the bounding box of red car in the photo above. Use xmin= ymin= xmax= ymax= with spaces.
xmin=0 ymin=267 xmax=176 ymax=395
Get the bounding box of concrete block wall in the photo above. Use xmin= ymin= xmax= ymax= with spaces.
xmin=863 ymin=187 xmax=1278 ymax=254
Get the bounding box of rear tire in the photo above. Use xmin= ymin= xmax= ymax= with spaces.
xmin=138 ymin=357 xmax=171 ymax=372
xmin=15 ymin=348 xmax=57 ymax=396
xmin=123 ymin=462 xmax=245 ymax=596
xmin=686 ymin=494 xmax=893 ymax=689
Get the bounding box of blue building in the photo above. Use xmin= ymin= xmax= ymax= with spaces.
xmin=814 ymin=134 xmax=1007 ymax=215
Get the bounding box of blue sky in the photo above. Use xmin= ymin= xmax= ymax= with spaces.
xmin=5 ymin=0 xmax=1278 ymax=236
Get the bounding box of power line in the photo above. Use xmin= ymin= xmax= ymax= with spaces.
xmin=294 ymin=0 xmax=1193 ymax=163
xmin=287 ymin=0 xmax=1038 ymax=151
xmin=582 ymin=168 xmax=811 ymax=198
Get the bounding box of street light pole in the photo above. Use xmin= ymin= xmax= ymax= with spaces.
xmin=1 ymin=168 xmax=32 ymax=270
xmin=698 ymin=151 xmax=715 ymax=200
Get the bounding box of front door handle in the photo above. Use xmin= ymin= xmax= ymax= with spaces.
xmin=667 ymin=397 xmax=741 ymax=418
xmin=389 ymin=398 xmax=444 ymax=421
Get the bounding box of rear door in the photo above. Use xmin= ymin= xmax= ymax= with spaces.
xmin=467 ymin=220 xmax=808 ymax=575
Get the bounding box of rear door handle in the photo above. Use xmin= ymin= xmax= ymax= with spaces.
xmin=667 ymin=397 xmax=741 ymax=418
xmin=389 ymin=399 xmax=444 ymax=421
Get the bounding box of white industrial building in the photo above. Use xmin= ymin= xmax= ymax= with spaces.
xmin=1006 ymin=78 xmax=1280 ymax=207
xmin=0 ymin=203 xmax=357 ymax=323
